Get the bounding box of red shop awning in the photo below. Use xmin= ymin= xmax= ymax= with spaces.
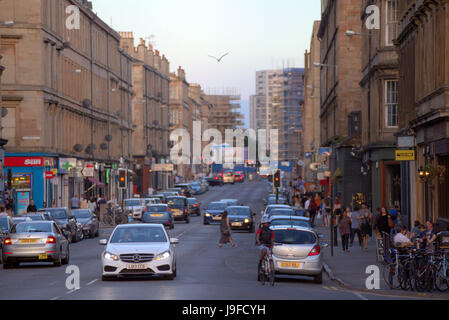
xmin=88 ymin=178 xmax=105 ymax=188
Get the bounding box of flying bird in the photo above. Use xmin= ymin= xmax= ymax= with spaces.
xmin=208 ymin=52 xmax=230 ymax=62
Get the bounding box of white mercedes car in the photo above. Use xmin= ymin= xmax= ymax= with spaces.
xmin=100 ymin=224 xmax=178 ymax=281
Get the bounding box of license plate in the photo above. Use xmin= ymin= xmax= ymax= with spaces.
xmin=279 ymin=262 xmax=302 ymax=269
xmin=232 ymin=222 xmax=243 ymax=227
xmin=213 ymin=216 xmax=222 ymax=221
xmin=20 ymin=239 xmax=38 ymax=244
xmin=38 ymin=253 xmax=48 ymax=260
xmin=126 ymin=264 xmax=148 ymax=270
xmin=151 ymin=214 xmax=163 ymax=217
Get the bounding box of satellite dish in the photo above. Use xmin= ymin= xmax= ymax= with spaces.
xmin=82 ymin=99 xmax=91 ymax=108
xmin=105 ymin=134 xmax=112 ymax=142
xmin=100 ymin=143 xmax=108 ymax=150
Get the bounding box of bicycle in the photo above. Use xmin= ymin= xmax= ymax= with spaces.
xmin=434 ymin=250 xmax=449 ymax=292
xmin=103 ymin=206 xmax=128 ymax=226
xmin=258 ymin=248 xmax=275 ymax=286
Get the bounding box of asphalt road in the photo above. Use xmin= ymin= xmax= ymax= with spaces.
xmin=0 ymin=180 xmax=416 ymax=300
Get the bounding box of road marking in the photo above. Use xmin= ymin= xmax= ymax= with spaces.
xmin=50 ymin=296 xmax=60 ymax=300
xmin=323 ymin=286 xmax=330 ymax=290
xmin=87 ymin=279 xmax=99 ymax=286
xmin=65 ymin=289 xmax=80 ymax=295
xmin=353 ymin=292 xmax=368 ymax=300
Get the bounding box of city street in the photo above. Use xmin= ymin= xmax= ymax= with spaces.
xmin=0 ymin=181 xmax=418 ymax=300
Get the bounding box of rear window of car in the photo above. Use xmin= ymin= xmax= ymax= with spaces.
xmin=146 ymin=206 xmax=168 ymax=213
xmin=47 ymin=209 xmax=67 ymax=219
xmin=27 ymin=215 xmax=44 ymax=221
xmin=270 ymin=219 xmax=311 ymax=228
xmin=12 ymin=223 xmax=52 ymax=233
xmin=274 ymin=229 xmax=316 ymax=244
xmin=110 ymin=226 xmax=167 ymax=243
xmin=269 ymin=209 xmax=294 ymax=217
xmin=72 ymin=210 xmax=92 ymax=219
xmin=167 ymin=198 xmax=186 ymax=206
xmin=188 ymin=198 xmax=198 ymax=205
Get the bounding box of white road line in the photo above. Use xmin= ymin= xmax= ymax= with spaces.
xmin=87 ymin=279 xmax=99 ymax=286
xmin=65 ymin=289 xmax=80 ymax=295
xmin=353 ymin=292 xmax=368 ymax=300
xmin=50 ymin=296 xmax=60 ymax=300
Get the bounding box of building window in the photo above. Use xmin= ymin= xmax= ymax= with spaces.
xmin=386 ymin=0 xmax=398 ymax=46
xmin=385 ymin=80 xmax=398 ymax=128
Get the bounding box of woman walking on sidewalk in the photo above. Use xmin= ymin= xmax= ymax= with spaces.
xmin=359 ymin=203 xmax=372 ymax=251
xmin=219 ymin=211 xmax=236 ymax=248
xmin=339 ymin=209 xmax=351 ymax=252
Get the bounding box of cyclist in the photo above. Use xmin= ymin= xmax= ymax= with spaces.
xmin=256 ymin=217 xmax=274 ymax=272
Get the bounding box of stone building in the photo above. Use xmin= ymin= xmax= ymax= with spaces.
xmin=205 ymin=94 xmax=244 ymax=138
xmin=318 ymin=0 xmax=363 ymax=205
xmin=302 ymin=21 xmax=322 ymax=185
xmin=120 ymin=33 xmax=171 ymax=192
xmin=169 ymin=67 xmax=191 ymax=180
xmin=0 ymin=0 xmax=133 ymax=211
xmin=396 ymin=0 xmax=449 ymax=223
xmin=357 ymin=0 xmax=402 ymax=216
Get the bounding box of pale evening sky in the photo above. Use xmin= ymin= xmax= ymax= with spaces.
xmin=92 ymin=0 xmax=322 ymax=127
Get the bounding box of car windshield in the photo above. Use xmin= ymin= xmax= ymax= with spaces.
xmin=13 ymin=218 xmax=29 ymax=223
xmin=110 ymin=226 xmax=167 ymax=243
xmin=265 ymin=206 xmax=289 ymax=215
xmin=222 ymin=200 xmax=238 ymax=205
xmin=125 ymin=200 xmax=141 ymax=207
xmin=144 ymin=198 xmax=161 ymax=204
xmin=146 ymin=206 xmax=168 ymax=213
xmin=72 ymin=210 xmax=91 ymax=219
xmin=0 ymin=218 xmax=9 ymax=232
xmin=271 ymin=219 xmax=311 ymax=228
xmin=190 ymin=184 xmax=200 ymax=188
xmin=274 ymin=229 xmax=316 ymax=245
xmin=12 ymin=223 xmax=52 ymax=233
xmin=48 ymin=209 xmax=67 ymax=219
xmin=167 ymin=198 xmax=185 ymax=206
xmin=227 ymin=207 xmax=250 ymax=216
xmin=268 ymin=198 xmax=287 ymax=204
xmin=188 ymin=199 xmax=197 ymax=205
xmin=208 ymin=203 xmax=227 ymax=210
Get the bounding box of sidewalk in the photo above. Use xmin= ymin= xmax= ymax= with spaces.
xmin=314 ymin=216 xmax=449 ymax=299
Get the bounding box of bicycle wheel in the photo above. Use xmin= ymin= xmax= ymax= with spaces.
xmin=435 ymin=263 xmax=449 ymax=292
xmin=414 ymin=265 xmax=428 ymax=292
xmin=382 ymin=263 xmax=400 ymax=289
xmin=399 ymin=262 xmax=411 ymax=291
xmin=103 ymin=214 xmax=113 ymax=226
xmin=268 ymin=259 xmax=275 ymax=287
xmin=261 ymin=260 xmax=267 ymax=286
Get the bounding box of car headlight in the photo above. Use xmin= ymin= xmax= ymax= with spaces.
xmin=155 ymin=251 xmax=170 ymax=261
xmin=205 ymin=213 xmax=211 ymax=217
xmin=104 ymin=252 xmax=119 ymax=261
xmin=244 ymin=219 xmax=250 ymax=223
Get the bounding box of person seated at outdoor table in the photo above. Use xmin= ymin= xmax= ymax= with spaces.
xmin=393 ymin=226 xmax=413 ymax=248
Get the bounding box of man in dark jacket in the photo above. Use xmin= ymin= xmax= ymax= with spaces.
xmin=27 ymin=199 xmax=37 ymax=213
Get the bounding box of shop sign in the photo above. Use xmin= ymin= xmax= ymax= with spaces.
xmin=45 ymin=172 xmax=54 ymax=180
xmin=82 ymin=167 xmax=94 ymax=177
xmin=59 ymin=158 xmax=77 ymax=173
xmin=153 ymin=164 xmax=174 ymax=172
xmin=395 ymin=150 xmax=415 ymax=161
xmin=5 ymin=157 xmax=44 ymax=167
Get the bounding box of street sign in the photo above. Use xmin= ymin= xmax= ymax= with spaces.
xmin=59 ymin=158 xmax=77 ymax=173
xmin=44 ymin=172 xmax=54 ymax=180
xmin=395 ymin=150 xmax=415 ymax=161
xmin=153 ymin=164 xmax=174 ymax=172
xmin=82 ymin=167 xmax=94 ymax=177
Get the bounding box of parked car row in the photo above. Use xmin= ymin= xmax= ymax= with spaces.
xmin=0 ymin=207 xmax=100 ymax=268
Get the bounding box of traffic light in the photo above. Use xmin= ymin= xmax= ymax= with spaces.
xmin=274 ymin=170 xmax=281 ymax=188
xmin=118 ymin=169 xmax=127 ymax=189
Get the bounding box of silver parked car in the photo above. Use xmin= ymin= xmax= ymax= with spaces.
xmin=2 ymin=221 xmax=70 ymax=269
xmin=269 ymin=225 xmax=327 ymax=284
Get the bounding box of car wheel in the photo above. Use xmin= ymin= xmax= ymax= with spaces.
xmin=314 ymin=271 xmax=323 ymax=284
xmin=62 ymin=247 xmax=70 ymax=265
xmin=71 ymin=231 xmax=78 ymax=243
xmin=95 ymin=228 xmax=100 ymax=237
xmin=53 ymin=254 xmax=62 ymax=267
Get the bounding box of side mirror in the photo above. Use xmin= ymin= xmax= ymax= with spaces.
xmin=99 ymin=239 xmax=108 ymax=245
xmin=170 ymin=238 xmax=179 ymax=244
xmin=321 ymin=242 xmax=329 ymax=248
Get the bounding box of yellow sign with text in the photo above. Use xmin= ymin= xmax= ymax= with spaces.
xmin=395 ymin=150 xmax=415 ymax=161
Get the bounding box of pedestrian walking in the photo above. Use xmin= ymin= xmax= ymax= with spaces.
xmin=359 ymin=203 xmax=372 ymax=251
xmin=332 ymin=195 xmax=342 ymax=247
xmin=309 ymin=197 xmax=318 ymax=227
xmin=349 ymin=206 xmax=363 ymax=248
xmin=323 ymin=197 xmax=331 ymax=227
xmin=218 ymin=211 xmax=236 ymax=248
xmin=339 ymin=209 xmax=351 ymax=252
